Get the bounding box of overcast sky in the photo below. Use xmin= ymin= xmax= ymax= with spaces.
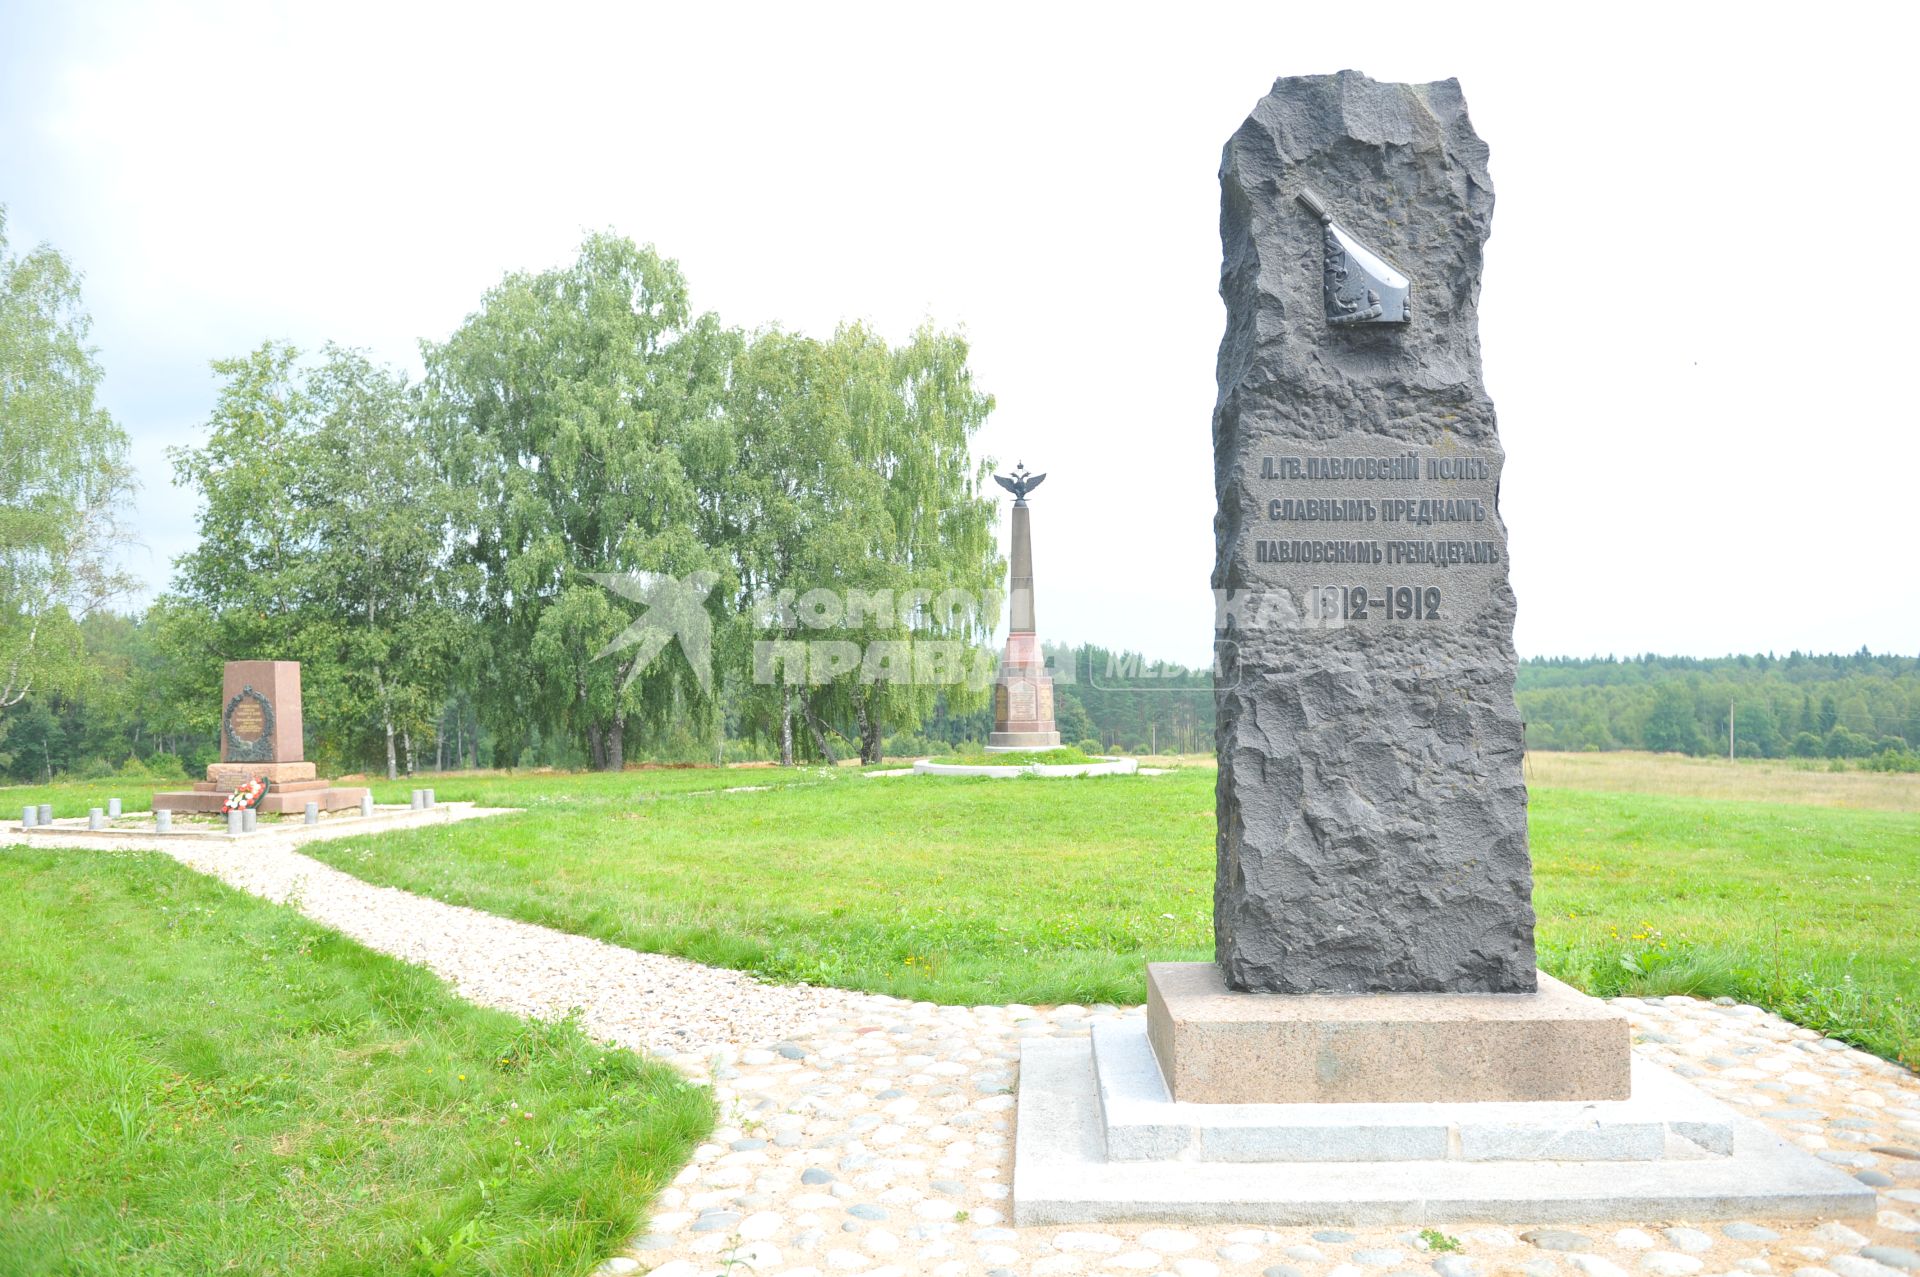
xmin=3 ymin=1 xmax=1914 ymax=668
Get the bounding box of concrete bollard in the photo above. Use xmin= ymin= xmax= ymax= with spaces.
xmin=37 ymin=803 xmax=52 ymax=825
xmin=155 ymin=810 xmax=172 ymax=834
xmin=22 ymin=805 xmax=36 ymax=828
xmin=89 ymin=807 xmax=105 ymax=830
xmin=228 ymin=810 xmax=243 ymax=836
xmin=360 ymin=793 xmax=374 ymax=818
xmin=241 ymin=808 xmax=257 ymax=833
xmin=304 ymin=801 xmax=318 ymax=825
xmin=410 ymin=789 xmax=423 ymax=810
xmin=424 ymin=787 xmax=436 ymax=808
xmin=108 ymin=797 xmax=122 ymax=818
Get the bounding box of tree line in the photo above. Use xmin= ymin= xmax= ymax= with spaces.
xmin=4 ymin=221 xmax=1015 ymax=778
xmin=8 ymin=211 xmax=1917 ymax=780
xmin=1516 ymin=650 xmax=1920 ymax=765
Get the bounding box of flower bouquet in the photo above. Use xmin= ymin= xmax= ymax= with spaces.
xmin=222 ymin=777 xmax=270 ymax=812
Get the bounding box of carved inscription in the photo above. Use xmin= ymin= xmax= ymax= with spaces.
xmin=1243 ymin=444 xmax=1503 ymax=628
xmin=228 ymin=699 xmax=266 ymax=743
xmin=223 ymin=686 xmax=276 ymax=762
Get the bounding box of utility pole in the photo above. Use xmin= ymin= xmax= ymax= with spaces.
xmin=1729 ymin=698 xmax=1736 ymax=762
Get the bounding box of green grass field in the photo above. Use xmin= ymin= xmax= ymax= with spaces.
xmin=0 ymin=763 xmax=827 ymax=821
xmin=0 ymin=847 xmax=711 ymax=1276
xmin=292 ymin=764 xmax=1920 ymax=1069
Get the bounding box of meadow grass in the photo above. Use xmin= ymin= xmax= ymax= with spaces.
xmin=296 ymin=765 xmax=1920 ymax=1069
xmin=1525 ymin=749 xmax=1920 ymax=813
xmin=0 ymin=847 xmax=711 ymax=1276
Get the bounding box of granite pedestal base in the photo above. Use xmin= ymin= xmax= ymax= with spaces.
xmin=984 ymin=732 xmax=1065 ymax=751
xmin=153 ymin=783 xmax=370 ymax=815
xmin=1011 ymin=1021 xmax=1875 ymax=1226
xmin=1148 ymin=962 xmax=1630 ymax=1104
xmin=154 ymin=755 xmax=369 ymax=816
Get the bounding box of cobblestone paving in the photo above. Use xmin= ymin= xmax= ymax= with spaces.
xmin=612 ymin=1000 xmax=1919 ymax=1277
xmin=97 ymin=835 xmax=1920 ymax=1277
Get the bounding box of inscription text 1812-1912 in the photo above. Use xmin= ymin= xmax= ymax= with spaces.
xmin=1243 ymin=443 xmax=1504 ymax=628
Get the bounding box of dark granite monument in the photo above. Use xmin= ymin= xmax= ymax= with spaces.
xmin=1007 ymin=72 xmax=1874 ymax=1225
xmin=988 ymin=463 xmax=1062 ymax=752
xmin=1139 ymin=71 xmax=1620 ymax=1107
xmin=153 ymin=660 xmax=370 ymax=815
xmin=1207 ymin=72 xmax=1533 ymax=996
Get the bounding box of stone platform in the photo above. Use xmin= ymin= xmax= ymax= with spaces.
xmin=1148 ymin=962 xmax=1630 ymax=1104
xmin=1096 ymin=1022 xmax=1734 ymax=1162
xmin=1012 ymin=1025 xmax=1877 ymax=1226
xmin=153 ymin=782 xmax=369 ymax=815
xmin=984 ymin=731 xmax=1064 ymax=750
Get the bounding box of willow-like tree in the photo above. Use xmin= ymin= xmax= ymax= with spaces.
xmin=424 ymin=234 xmax=735 ymax=770
xmin=0 ymin=210 xmax=136 ymax=736
xmin=729 ymin=323 xmax=1000 ymax=764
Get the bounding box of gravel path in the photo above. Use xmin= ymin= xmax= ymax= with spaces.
xmin=38 ymin=823 xmax=1920 ymax=1277
xmin=157 ymin=828 xmax=881 ymax=1059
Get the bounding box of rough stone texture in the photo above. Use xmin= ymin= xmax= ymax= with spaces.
xmin=1145 ymin=963 xmax=1629 ymax=1105
xmin=1212 ymin=71 xmax=1532 ymax=994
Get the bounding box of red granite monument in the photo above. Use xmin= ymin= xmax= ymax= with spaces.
xmin=988 ymin=463 xmax=1062 ymax=751
xmin=153 ymin=660 xmax=370 ymax=815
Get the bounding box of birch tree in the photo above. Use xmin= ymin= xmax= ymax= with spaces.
xmin=425 ymin=233 xmax=733 ymax=769
xmin=0 ymin=210 xmax=136 ymax=728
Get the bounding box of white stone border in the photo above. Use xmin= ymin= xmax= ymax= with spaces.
xmin=911 ymin=756 xmax=1140 ymax=779
xmin=4 ymin=801 xmax=517 ymax=848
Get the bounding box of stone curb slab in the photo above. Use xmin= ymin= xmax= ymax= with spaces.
xmin=1015 ymin=1036 xmax=1877 ymax=1226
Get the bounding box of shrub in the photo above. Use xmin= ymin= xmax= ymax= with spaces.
xmin=1863 ymin=748 xmax=1920 ymax=774
xmin=1825 ymin=727 xmax=1877 ymax=758
xmin=142 ymin=752 xmax=188 ymax=780
xmin=720 ymin=739 xmax=770 ymax=764
xmin=1076 ymin=738 xmax=1103 ymax=755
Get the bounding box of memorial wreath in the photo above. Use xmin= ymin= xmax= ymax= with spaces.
xmin=222 ymin=777 xmax=270 ymax=812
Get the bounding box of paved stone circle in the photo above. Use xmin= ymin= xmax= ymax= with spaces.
xmin=49 ymin=830 xmax=1920 ymax=1277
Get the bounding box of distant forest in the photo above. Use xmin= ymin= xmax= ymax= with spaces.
xmin=1514 ymin=649 xmax=1920 ymax=763
xmin=877 ymin=647 xmax=1920 ymax=767
xmin=5 ymin=618 xmax=1914 ymax=782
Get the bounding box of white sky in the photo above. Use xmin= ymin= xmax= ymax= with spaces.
xmin=3 ymin=1 xmax=1915 ymax=668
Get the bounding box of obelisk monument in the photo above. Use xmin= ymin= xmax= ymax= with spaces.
xmin=988 ymin=462 xmax=1061 ymax=751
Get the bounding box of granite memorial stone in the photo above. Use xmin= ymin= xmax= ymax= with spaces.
xmin=153 ymin=660 xmax=369 ymax=815
xmin=1010 ymin=74 xmax=1875 ymax=1227
xmin=1210 ymin=71 xmax=1532 ymax=996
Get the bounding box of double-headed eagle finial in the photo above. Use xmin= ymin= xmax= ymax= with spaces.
xmin=993 ymin=461 xmax=1046 ymax=505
